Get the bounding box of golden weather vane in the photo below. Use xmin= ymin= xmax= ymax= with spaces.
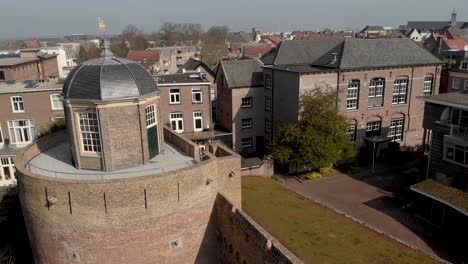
xmin=98 ymin=17 xmax=106 ymax=33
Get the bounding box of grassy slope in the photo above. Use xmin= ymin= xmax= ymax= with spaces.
xmin=241 ymin=176 xmax=441 ymax=264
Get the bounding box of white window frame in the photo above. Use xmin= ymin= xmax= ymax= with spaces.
xmin=241 ymin=97 xmax=253 ymax=108
xmin=265 ymin=74 xmax=272 ymax=89
xmin=392 ymin=79 xmax=408 ymax=105
xmin=11 ymin=96 xmax=25 ymax=113
xmin=241 ymin=138 xmax=253 ymax=148
xmin=369 ymin=78 xmax=384 ymax=98
xmin=50 ymin=93 xmax=64 ymax=110
xmin=452 ymin=78 xmax=460 ymax=90
xmin=0 ymin=157 xmax=16 ymax=184
xmin=388 ymin=118 xmax=404 ymax=141
xmin=346 ymin=80 xmax=359 ymax=110
xmin=424 ymin=76 xmax=433 ymax=95
xmin=193 ymin=111 xmax=203 ymax=132
xmin=265 ymin=96 xmax=272 ymax=111
xmin=347 ymin=124 xmax=357 ymax=142
xmin=8 ymin=119 xmax=35 ymax=146
xmin=460 ymin=61 xmax=468 ymax=70
xmin=169 ymin=89 xmax=181 ymax=104
xmin=444 ymin=138 xmax=468 ymax=168
xmin=170 ymin=112 xmax=184 ymax=133
xmin=192 ymin=88 xmax=202 ymax=104
xmin=241 ymin=118 xmax=253 ymax=129
xmin=77 ymin=112 xmax=102 ymax=153
xmin=145 ymin=104 xmax=157 ymax=128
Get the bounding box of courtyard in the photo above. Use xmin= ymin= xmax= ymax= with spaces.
xmin=241 ymin=176 xmax=443 ymax=264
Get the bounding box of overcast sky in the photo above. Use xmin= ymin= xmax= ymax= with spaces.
xmin=1 ymin=0 xmax=467 ymax=38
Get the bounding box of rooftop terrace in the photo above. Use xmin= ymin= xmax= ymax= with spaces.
xmin=26 ymin=141 xmax=197 ymax=181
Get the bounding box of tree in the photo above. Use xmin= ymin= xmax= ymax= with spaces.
xmin=110 ymin=42 xmax=129 ymax=58
xmin=77 ymin=43 xmax=100 ymax=64
xmin=272 ymin=88 xmax=355 ymax=173
xmin=122 ymin=24 xmax=143 ymax=40
xmin=201 ymin=25 xmax=229 ymax=66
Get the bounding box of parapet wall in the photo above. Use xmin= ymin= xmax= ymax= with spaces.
xmin=216 ymin=195 xmax=304 ymax=264
xmin=164 ymin=126 xmax=201 ymax=161
xmin=17 ymin=132 xmax=241 ymax=264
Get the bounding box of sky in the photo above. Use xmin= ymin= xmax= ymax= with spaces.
xmin=1 ymin=0 xmax=467 ymax=39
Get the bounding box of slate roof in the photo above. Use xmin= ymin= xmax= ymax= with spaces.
xmin=176 ymin=58 xmax=215 ymax=77
xmin=220 ymin=59 xmax=264 ymax=88
xmin=157 ymin=72 xmax=210 ymax=85
xmin=266 ymin=38 xmax=442 ymax=71
xmin=63 ymin=57 xmax=159 ymax=101
xmin=418 ymin=92 xmax=468 ymax=109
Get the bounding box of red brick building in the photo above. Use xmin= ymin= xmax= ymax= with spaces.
xmin=0 ymin=50 xmax=59 ymax=83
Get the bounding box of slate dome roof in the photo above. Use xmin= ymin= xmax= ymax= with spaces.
xmin=63 ymin=41 xmax=158 ymax=101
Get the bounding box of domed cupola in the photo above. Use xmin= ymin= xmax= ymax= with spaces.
xmin=63 ymin=39 xmax=163 ymax=172
xmin=63 ymin=40 xmax=159 ymax=101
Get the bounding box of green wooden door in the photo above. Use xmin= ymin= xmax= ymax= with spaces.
xmin=147 ymin=125 xmax=159 ymax=159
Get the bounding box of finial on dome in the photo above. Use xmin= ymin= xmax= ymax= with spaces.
xmin=100 ymin=39 xmax=115 ymax=58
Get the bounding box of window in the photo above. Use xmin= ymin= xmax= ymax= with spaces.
xmin=241 ymin=138 xmax=253 ymax=148
xmin=450 ymin=108 xmax=468 ymax=127
xmin=265 ymin=74 xmax=272 ymax=89
xmin=193 ymin=111 xmax=203 ymax=132
xmin=347 ymin=124 xmax=357 ymax=142
xmin=452 ymin=78 xmax=460 ymax=90
xmin=465 ymin=80 xmax=468 ymax=91
xmin=0 ymin=71 xmax=5 ymax=81
xmin=241 ymin=118 xmax=252 ymax=129
xmin=11 ymin=96 xmax=24 ymax=113
xmin=388 ymin=118 xmax=404 ymax=141
xmin=424 ymin=76 xmax=433 ymax=95
xmin=445 ymin=141 xmax=468 ymax=167
xmin=265 ymin=118 xmax=271 ymax=133
xmin=170 ymin=112 xmax=184 ymax=133
xmin=77 ymin=113 xmax=101 ymax=153
xmin=0 ymin=157 xmax=15 ymax=182
xmin=265 ymin=96 xmax=271 ymax=111
xmin=170 ymin=89 xmax=180 ymax=104
xmin=369 ymin=78 xmax=385 ymax=97
xmin=346 ymin=80 xmax=359 ymax=110
xmin=50 ymin=94 xmax=64 ymax=110
xmin=392 ymin=79 xmax=408 ymax=105
xmin=241 ymin=97 xmax=252 ymax=108
xmin=8 ymin=119 xmax=35 ymax=145
xmin=366 ymin=121 xmax=381 ymax=137
xmin=145 ymin=105 xmax=156 ymax=128
xmin=460 ymin=61 xmax=468 ymax=70
xmin=192 ymin=89 xmax=202 ymax=103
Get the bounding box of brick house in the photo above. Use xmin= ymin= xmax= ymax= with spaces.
xmin=0 ymin=81 xmax=63 ymax=186
xmin=147 ymin=46 xmax=196 ymax=74
xmin=0 ymin=50 xmax=59 ymax=83
xmin=411 ymin=92 xmax=468 ymax=244
xmin=446 ymin=59 xmax=468 ymax=93
xmin=216 ymin=59 xmax=265 ymax=154
xmin=157 ymin=72 xmax=213 ymax=147
xmin=126 ymin=50 xmax=160 ymax=75
xmin=262 ymin=38 xmax=443 ymax=150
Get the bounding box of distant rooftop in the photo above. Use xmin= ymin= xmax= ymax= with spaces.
xmin=28 ymin=142 xmax=197 ymax=181
xmin=0 ymin=57 xmax=38 ymax=66
xmin=157 ymin=72 xmax=210 ymax=85
xmin=0 ymin=80 xmax=62 ymax=94
xmin=418 ymin=92 xmax=468 ymax=109
xmin=220 ymin=59 xmax=264 ymax=88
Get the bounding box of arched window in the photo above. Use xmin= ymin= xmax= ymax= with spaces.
xmin=346 ymin=80 xmax=360 ymax=110
xmin=388 ymin=115 xmax=405 ymax=141
xmin=369 ymin=78 xmax=385 ymax=98
xmin=392 ymin=78 xmax=408 ymax=105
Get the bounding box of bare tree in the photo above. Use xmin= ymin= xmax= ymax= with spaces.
xmin=122 ymin=24 xmax=143 ymax=40
xmin=201 ymin=25 xmax=229 ymax=66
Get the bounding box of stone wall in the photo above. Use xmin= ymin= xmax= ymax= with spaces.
xmin=216 ymin=195 xmax=304 ymax=264
xmin=17 ymin=133 xmax=241 ymax=264
xmin=164 ymin=126 xmax=201 ymax=161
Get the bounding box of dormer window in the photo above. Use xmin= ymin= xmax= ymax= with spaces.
xmin=77 ymin=112 xmax=101 ymax=153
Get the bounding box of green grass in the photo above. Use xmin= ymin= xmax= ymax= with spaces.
xmin=242 ymin=176 xmax=442 ymax=264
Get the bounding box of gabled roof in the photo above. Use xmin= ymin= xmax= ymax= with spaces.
xmin=407 ymin=21 xmax=468 ymax=31
xmin=126 ymin=50 xmax=160 ymax=62
xmin=157 ymin=72 xmax=210 ymax=85
xmin=444 ymin=39 xmax=466 ymax=51
xmin=268 ymin=36 xmax=282 ymax=45
xmin=176 ymin=58 xmax=215 ymax=77
xmin=447 ymin=29 xmax=468 ymax=42
xmin=361 ymin=26 xmax=384 ymax=32
xmin=220 ymin=59 xmax=264 ymax=88
xmin=243 ymin=45 xmax=273 ymax=58
xmin=266 ymin=38 xmax=442 ymax=70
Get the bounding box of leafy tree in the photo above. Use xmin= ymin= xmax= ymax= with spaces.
xmin=272 ymin=88 xmax=355 ymax=173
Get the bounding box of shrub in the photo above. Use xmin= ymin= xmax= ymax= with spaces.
xmin=271 ymin=174 xmax=281 ymax=181
xmin=350 ymin=166 xmax=361 ymax=174
xmin=319 ymin=167 xmax=333 ymax=174
xmin=307 ymin=172 xmax=322 ymax=180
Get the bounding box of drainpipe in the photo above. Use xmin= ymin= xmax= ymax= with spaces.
xmin=406 ymin=66 xmax=415 ymax=146
xmin=137 ymin=102 xmax=146 ymax=164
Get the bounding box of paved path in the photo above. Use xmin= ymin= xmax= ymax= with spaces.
xmin=283 ymin=171 xmax=438 ymax=256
